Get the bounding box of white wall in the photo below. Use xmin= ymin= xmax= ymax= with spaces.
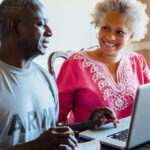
xmin=34 ymin=0 xmax=100 ymax=69
xmin=1 ymin=0 xmax=148 ymax=70
xmin=36 ymin=0 xmax=150 ymax=70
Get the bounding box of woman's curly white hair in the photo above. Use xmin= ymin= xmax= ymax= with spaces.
xmin=91 ymin=0 xmax=149 ymax=42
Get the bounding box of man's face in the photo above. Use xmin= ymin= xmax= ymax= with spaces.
xmin=17 ymin=3 xmax=52 ymax=58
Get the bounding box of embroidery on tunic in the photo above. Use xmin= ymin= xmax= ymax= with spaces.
xmin=73 ymin=52 xmax=137 ymax=111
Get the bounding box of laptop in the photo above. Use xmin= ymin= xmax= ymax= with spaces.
xmin=79 ymin=83 xmax=150 ymax=149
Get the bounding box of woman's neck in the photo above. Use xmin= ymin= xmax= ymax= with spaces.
xmin=95 ymin=49 xmax=122 ymax=65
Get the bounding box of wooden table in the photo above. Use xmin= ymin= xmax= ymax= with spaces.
xmin=79 ymin=137 xmax=150 ymax=150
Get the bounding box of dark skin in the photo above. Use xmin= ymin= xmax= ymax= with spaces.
xmin=1 ymin=2 xmax=119 ymax=150
xmin=5 ymin=108 xmax=118 ymax=150
xmin=6 ymin=126 xmax=78 ymax=150
xmin=68 ymin=107 xmax=119 ymax=132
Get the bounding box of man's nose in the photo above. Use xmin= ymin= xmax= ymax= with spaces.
xmin=44 ymin=25 xmax=53 ymax=37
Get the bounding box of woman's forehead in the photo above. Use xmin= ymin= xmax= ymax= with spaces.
xmin=102 ymin=12 xmax=131 ymax=27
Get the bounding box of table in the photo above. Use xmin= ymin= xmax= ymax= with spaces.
xmin=79 ymin=137 xmax=150 ymax=150
xmin=101 ymin=142 xmax=150 ymax=150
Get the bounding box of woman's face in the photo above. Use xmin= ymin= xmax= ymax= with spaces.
xmin=98 ymin=11 xmax=133 ymax=56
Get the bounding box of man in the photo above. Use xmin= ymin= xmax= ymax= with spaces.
xmin=0 ymin=0 xmax=118 ymax=149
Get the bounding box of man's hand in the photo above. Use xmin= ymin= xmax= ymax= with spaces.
xmin=86 ymin=107 xmax=119 ymax=129
xmin=5 ymin=126 xmax=78 ymax=150
xmin=32 ymin=126 xmax=78 ymax=150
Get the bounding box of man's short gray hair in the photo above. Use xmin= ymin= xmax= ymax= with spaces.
xmin=91 ymin=0 xmax=149 ymax=42
xmin=0 ymin=0 xmax=40 ymax=13
xmin=0 ymin=0 xmax=41 ymax=39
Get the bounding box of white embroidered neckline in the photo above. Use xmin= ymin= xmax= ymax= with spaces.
xmin=73 ymin=51 xmax=138 ymax=111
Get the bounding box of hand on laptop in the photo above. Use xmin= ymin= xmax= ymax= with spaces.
xmin=86 ymin=107 xmax=119 ymax=129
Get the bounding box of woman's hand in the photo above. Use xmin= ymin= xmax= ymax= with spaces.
xmin=87 ymin=107 xmax=119 ymax=129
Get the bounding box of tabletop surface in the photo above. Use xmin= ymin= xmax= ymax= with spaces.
xmin=79 ymin=137 xmax=150 ymax=150
xmin=101 ymin=142 xmax=150 ymax=150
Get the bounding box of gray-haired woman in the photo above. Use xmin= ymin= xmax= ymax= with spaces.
xmin=57 ymin=0 xmax=150 ymax=125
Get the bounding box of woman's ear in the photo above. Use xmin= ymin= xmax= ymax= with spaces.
xmin=129 ymin=33 xmax=134 ymax=41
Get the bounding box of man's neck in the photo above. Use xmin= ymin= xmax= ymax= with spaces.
xmin=0 ymin=51 xmax=32 ymax=69
xmin=0 ymin=40 xmax=35 ymax=68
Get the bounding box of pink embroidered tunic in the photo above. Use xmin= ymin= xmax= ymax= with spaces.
xmin=56 ymin=51 xmax=150 ymax=124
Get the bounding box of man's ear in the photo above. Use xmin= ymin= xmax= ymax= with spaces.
xmin=7 ymin=18 xmax=20 ymax=37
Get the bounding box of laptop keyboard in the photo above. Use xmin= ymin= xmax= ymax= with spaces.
xmin=107 ymin=129 xmax=129 ymax=142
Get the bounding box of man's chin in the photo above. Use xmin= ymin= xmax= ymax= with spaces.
xmin=40 ymin=51 xmax=46 ymax=55
xmin=32 ymin=50 xmax=46 ymax=58
xmin=38 ymin=48 xmax=47 ymax=55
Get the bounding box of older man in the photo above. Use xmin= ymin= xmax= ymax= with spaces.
xmin=0 ymin=0 xmax=118 ymax=149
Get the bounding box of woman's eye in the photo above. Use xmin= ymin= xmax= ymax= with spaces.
xmin=116 ymin=30 xmax=125 ymax=35
xmin=102 ymin=26 xmax=110 ymax=31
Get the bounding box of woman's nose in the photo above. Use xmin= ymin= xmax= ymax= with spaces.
xmin=107 ymin=32 xmax=116 ymax=40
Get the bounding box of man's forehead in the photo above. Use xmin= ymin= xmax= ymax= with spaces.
xmin=19 ymin=4 xmax=48 ymax=24
xmin=0 ymin=0 xmax=44 ymax=17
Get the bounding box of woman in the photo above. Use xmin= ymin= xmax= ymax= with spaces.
xmin=57 ymin=0 xmax=150 ymax=124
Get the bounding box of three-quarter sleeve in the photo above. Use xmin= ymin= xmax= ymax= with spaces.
xmin=136 ymin=54 xmax=150 ymax=84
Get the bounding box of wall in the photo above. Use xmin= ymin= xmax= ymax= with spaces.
xmin=35 ymin=0 xmax=150 ymax=70
xmin=1 ymin=0 xmax=148 ymax=69
xmin=35 ymin=0 xmax=100 ymax=69
xmin=126 ymin=0 xmax=150 ymax=51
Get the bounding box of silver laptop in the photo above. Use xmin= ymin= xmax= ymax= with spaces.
xmin=79 ymin=83 xmax=150 ymax=149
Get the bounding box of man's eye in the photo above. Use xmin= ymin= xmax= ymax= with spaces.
xmin=102 ymin=26 xmax=110 ymax=31
xmin=36 ymin=22 xmax=45 ymax=27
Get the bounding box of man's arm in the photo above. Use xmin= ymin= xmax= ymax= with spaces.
xmin=4 ymin=127 xmax=78 ymax=150
xmin=5 ymin=141 xmax=34 ymax=150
